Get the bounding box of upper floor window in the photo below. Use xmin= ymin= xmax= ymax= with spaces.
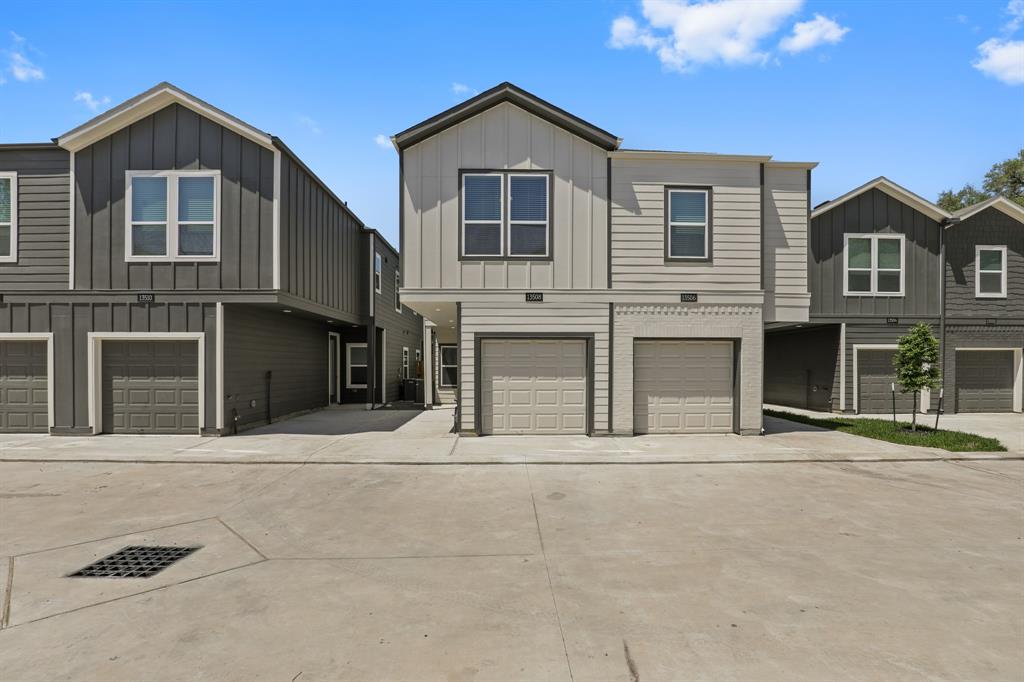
xmin=844 ymin=234 xmax=904 ymax=296
xmin=666 ymin=188 xmax=710 ymax=260
xmin=374 ymin=252 xmax=382 ymax=293
xmin=461 ymin=172 xmax=549 ymax=259
xmin=976 ymin=245 xmax=1007 ymax=298
xmin=0 ymin=173 xmax=16 ymax=263
xmin=394 ymin=270 xmax=402 ymax=312
xmin=126 ymin=170 xmax=219 ymax=261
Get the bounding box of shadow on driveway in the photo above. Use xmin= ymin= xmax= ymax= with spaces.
xmin=238 ymin=405 xmax=424 ymax=437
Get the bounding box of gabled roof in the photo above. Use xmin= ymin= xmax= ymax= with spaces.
xmin=56 ymin=82 xmax=274 ymax=152
xmin=811 ymin=176 xmax=952 ymax=223
xmin=391 ymin=82 xmax=621 ymax=152
xmin=951 ymin=195 xmax=1024 ymax=224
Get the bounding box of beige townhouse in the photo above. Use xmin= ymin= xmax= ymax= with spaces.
xmin=392 ymin=83 xmax=814 ymax=436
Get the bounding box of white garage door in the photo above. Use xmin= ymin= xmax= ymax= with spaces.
xmin=634 ymin=340 xmax=734 ymax=434
xmin=480 ymin=338 xmax=587 ymax=435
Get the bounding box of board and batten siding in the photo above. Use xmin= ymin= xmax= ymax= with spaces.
xmin=0 ymin=146 xmax=70 ymax=291
xmin=810 ymin=188 xmax=942 ymax=319
xmin=610 ymin=158 xmax=761 ymax=291
xmin=457 ymin=301 xmax=609 ymax=433
xmin=945 ymin=207 xmax=1024 ymax=320
xmin=279 ymin=153 xmax=367 ymax=321
xmin=373 ymin=245 xmax=423 ymax=402
xmin=764 ymin=165 xmax=809 ymax=297
xmin=402 ymin=102 xmax=608 ymax=291
xmin=73 ymin=103 xmax=275 ymax=292
xmin=0 ymin=300 xmax=216 ymax=431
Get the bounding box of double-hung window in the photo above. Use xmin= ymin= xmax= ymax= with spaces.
xmin=402 ymin=347 xmax=410 ymax=379
xmin=976 ymin=245 xmax=1007 ymax=298
xmin=844 ymin=234 xmax=904 ymax=296
xmin=347 ymin=343 xmax=368 ymax=389
xmin=461 ymin=172 xmax=549 ymax=258
xmin=374 ymin=253 xmax=382 ymax=293
xmin=126 ymin=170 xmax=219 ymax=261
xmin=439 ymin=345 xmax=458 ymax=387
xmin=0 ymin=172 xmax=16 ymax=263
xmin=666 ymin=188 xmax=710 ymax=260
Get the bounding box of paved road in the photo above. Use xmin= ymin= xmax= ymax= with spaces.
xmin=1 ymin=451 xmax=1021 ymax=680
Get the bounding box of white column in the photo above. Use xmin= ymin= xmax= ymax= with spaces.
xmin=422 ymin=320 xmax=434 ymax=408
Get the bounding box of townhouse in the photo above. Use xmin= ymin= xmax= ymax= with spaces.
xmin=0 ymin=83 xmax=421 ymax=435
xmin=765 ymin=177 xmax=1023 ymax=414
xmin=394 ymin=83 xmax=815 ymax=435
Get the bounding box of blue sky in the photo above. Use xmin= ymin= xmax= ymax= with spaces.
xmin=3 ymin=0 xmax=1022 ymax=247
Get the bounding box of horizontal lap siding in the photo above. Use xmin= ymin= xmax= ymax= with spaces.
xmin=611 ymin=159 xmax=760 ymax=290
xmin=374 ymin=246 xmax=423 ymax=403
xmin=764 ymin=166 xmax=808 ymax=295
xmin=458 ymin=301 xmax=609 ymax=433
xmin=810 ymin=188 xmax=941 ymax=318
xmin=403 ymin=102 xmax=608 ymax=291
xmin=74 ymin=104 xmax=275 ymax=291
xmin=223 ymin=304 xmax=328 ymax=429
xmin=0 ymin=301 xmax=216 ymax=431
xmin=945 ymin=208 xmax=1024 ymax=321
xmin=0 ymin=147 xmax=70 ymax=290
xmin=280 ymin=155 xmax=366 ymax=322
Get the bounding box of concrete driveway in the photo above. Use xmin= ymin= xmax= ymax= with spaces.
xmin=0 ymin=413 xmax=1022 ymax=680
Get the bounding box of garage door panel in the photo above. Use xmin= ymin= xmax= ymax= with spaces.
xmin=481 ymin=338 xmax=588 ymax=435
xmin=956 ymin=351 xmax=1014 ymax=413
xmin=102 ymin=340 xmax=199 ymax=434
xmin=858 ymin=350 xmax=916 ymax=414
xmin=634 ymin=340 xmax=734 ymax=434
xmin=0 ymin=340 xmax=49 ymax=433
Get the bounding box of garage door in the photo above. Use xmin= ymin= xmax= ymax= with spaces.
xmin=0 ymin=341 xmax=48 ymax=433
xmin=956 ymin=350 xmax=1014 ymax=413
xmin=857 ymin=349 xmax=916 ymax=414
xmin=480 ymin=338 xmax=587 ymax=435
xmin=102 ymin=341 xmax=199 ymax=434
xmin=634 ymin=340 xmax=734 ymax=434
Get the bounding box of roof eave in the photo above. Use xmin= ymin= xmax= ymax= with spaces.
xmin=56 ymin=82 xmax=274 ymax=153
xmin=811 ymin=177 xmax=951 ymax=222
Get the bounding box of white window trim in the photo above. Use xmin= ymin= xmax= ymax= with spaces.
xmin=843 ymin=234 xmax=905 ymax=297
xmin=439 ymin=344 xmax=458 ymax=387
xmin=374 ymin=252 xmax=382 ymax=294
xmin=507 ymin=173 xmax=549 ymax=258
xmin=394 ymin=270 xmax=402 ymax=312
xmin=402 ymin=346 xmax=410 ymax=380
xmin=666 ymin=188 xmax=709 ymax=260
xmin=125 ymin=170 xmax=221 ymax=262
xmin=0 ymin=172 xmax=17 ymax=263
xmin=346 ymin=342 xmax=368 ymax=389
xmin=461 ymin=172 xmax=504 ymax=258
xmin=975 ymin=245 xmax=1008 ymax=299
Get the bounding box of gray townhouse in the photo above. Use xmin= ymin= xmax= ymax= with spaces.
xmin=0 ymin=82 xmax=421 ymax=435
xmin=764 ymin=177 xmax=1023 ymax=415
xmin=393 ymin=82 xmax=815 ymax=436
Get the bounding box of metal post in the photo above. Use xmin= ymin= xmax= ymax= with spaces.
xmin=891 ymin=382 xmax=897 ymax=425
xmin=935 ymin=388 xmax=943 ymax=430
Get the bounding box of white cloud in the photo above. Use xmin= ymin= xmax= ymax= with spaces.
xmin=5 ymin=32 xmax=44 ymax=82
xmin=973 ymin=38 xmax=1024 ymax=84
xmin=374 ymin=134 xmax=392 ymax=149
xmin=452 ymin=82 xmax=478 ymax=96
xmin=1006 ymin=0 xmax=1024 ymax=33
xmin=780 ymin=14 xmax=849 ymax=53
xmin=297 ymin=114 xmax=322 ymax=135
xmin=608 ymin=0 xmax=806 ymax=72
xmin=73 ymin=91 xmax=111 ymax=113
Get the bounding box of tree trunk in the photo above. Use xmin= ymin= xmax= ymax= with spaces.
xmin=912 ymin=392 xmax=918 ymax=431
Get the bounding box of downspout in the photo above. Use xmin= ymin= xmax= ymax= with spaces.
xmin=367 ymin=232 xmax=377 ymax=410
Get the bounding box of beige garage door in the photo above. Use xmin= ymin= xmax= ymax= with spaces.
xmin=634 ymin=340 xmax=734 ymax=434
xmin=480 ymin=338 xmax=587 ymax=435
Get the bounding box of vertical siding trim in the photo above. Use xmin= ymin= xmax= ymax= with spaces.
xmin=607 ymin=302 xmax=613 ymax=431
xmin=272 ymin=148 xmax=282 ymax=289
xmin=606 ymin=156 xmax=612 ymax=289
xmin=759 ymin=163 xmax=765 ymax=291
xmin=68 ymin=150 xmax=76 ymax=290
xmin=216 ymin=301 xmax=224 ymax=430
xmin=839 ymin=322 xmax=846 ymax=411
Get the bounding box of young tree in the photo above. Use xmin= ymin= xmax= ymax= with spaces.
xmin=893 ymin=323 xmax=941 ymax=431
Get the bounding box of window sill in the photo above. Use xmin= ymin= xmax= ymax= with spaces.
xmin=346 ymin=384 xmax=368 ymax=390
xmin=975 ymin=294 xmax=1007 ymax=299
xmin=458 ymin=254 xmax=553 ymax=262
xmin=843 ymin=292 xmax=905 ymax=297
xmin=125 ymin=256 xmax=220 ymax=263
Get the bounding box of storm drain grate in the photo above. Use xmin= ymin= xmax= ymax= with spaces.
xmin=68 ymin=545 xmax=202 ymax=578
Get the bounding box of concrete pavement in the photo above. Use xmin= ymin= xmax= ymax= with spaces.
xmin=1 ymin=455 xmax=1021 ymax=681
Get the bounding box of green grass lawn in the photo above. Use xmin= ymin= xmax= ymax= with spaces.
xmin=764 ymin=409 xmax=1007 ymax=453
